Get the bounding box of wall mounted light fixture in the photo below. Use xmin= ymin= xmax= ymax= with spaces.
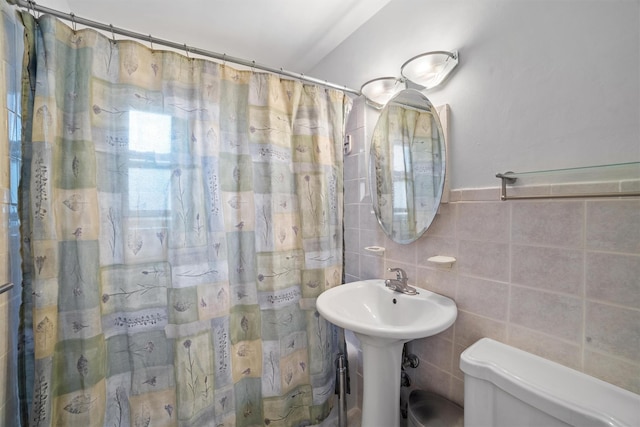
xmin=360 ymin=77 xmax=407 ymax=109
xmin=361 ymin=50 xmax=459 ymax=109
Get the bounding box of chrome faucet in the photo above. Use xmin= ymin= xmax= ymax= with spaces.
xmin=385 ymin=267 xmax=419 ymax=295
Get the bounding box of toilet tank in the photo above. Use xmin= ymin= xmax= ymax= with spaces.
xmin=460 ymin=338 xmax=640 ymax=427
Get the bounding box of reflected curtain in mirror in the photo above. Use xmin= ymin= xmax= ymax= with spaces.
xmin=18 ymin=13 xmax=350 ymax=427
xmin=370 ymin=89 xmax=445 ymax=244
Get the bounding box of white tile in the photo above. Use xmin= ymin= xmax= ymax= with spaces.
xmin=511 ymin=244 xmax=584 ymax=295
xmin=457 ymin=202 xmax=509 ymax=242
xmin=453 ymin=310 xmax=507 ymax=348
xmin=511 ymin=201 xmax=584 ymax=248
xmin=586 ymin=200 xmax=640 ymax=253
xmin=415 ymin=265 xmax=457 ymax=300
xmin=409 ymin=334 xmax=453 ymax=373
xmin=507 ymin=324 xmax=582 ymax=370
xmin=457 ymin=275 xmax=509 ymax=321
xmin=383 ymin=238 xmax=417 ymax=265
xmin=585 ymin=301 xmax=640 ymax=361
xmin=458 ymin=240 xmax=509 ymax=281
xmin=586 ymin=252 xmax=640 ymax=309
xmin=509 ymin=285 xmax=583 ymax=342
xmin=584 ymin=350 xmax=640 ymax=394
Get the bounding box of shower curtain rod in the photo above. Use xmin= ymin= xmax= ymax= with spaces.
xmin=7 ymin=0 xmax=361 ymax=96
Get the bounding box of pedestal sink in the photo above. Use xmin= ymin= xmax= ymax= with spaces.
xmin=316 ymin=279 xmax=457 ymax=427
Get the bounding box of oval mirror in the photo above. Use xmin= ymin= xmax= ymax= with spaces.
xmin=369 ymin=89 xmax=446 ymax=244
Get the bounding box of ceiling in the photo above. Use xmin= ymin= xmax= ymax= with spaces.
xmin=57 ymin=0 xmax=393 ymax=74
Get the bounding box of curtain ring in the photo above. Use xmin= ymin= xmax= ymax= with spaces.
xmin=109 ymin=24 xmax=116 ymax=44
xmin=222 ymin=53 xmax=226 ymax=68
xmin=184 ymin=44 xmax=190 ymax=59
xmin=70 ymin=12 xmax=77 ymax=33
xmin=148 ymin=34 xmax=154 ymax=51
xmin=251 ymin=60 xmax=255 ymax=73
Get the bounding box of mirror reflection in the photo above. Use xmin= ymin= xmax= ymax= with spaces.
xmin=369 ymin=89 xmax=446 ymax=244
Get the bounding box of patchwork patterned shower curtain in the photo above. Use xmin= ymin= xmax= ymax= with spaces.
xmin=19 ymin=13 xmax=349 ymax=427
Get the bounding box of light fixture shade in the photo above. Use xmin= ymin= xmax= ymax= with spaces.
xmin=360 ymin=77 xmax=406 ymax=109
xmin=401 ymin=51 xmax=459 ymax=90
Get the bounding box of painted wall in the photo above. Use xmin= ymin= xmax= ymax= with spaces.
xmin=31 ymin=0 xmax=69 ymax=12
xmin=311 ymin=0 xmax=640 ymax=189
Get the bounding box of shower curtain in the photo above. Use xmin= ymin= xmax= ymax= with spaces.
xmin=19 ymin=13 xmax=349 ymax=427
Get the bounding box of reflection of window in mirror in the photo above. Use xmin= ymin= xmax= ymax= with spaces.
xmin=128 ymin=111 xmax=172 ymax=215
xmin=392 ymin=144 xmax=408 ymax=216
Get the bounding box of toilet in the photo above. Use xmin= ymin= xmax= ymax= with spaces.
xmin=407 ymin=390 xmax=463 ymax=427
xmin=460 ymin=338 xmax=640 ymax=427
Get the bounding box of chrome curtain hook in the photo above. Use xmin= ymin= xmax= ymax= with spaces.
xmin=149 ymin=34 xmax=154 ymax=50
xmin=70 ymin=12 xmax=77 ymax=32
xmin=251 ymin=60 xmax=255 ymax=73
xmin=184 ymin=43 xmax=190 ymax=59
xmin=27 ymin=0 xmax=38 ymax=18
xmin=109 ymin=24 xmax=116 ymax=43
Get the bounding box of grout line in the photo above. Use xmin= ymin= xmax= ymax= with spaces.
xmin=581 ymin=200 xmax=587 ymax=370
xmin=506 ymin=201 xmax=513 ymax=343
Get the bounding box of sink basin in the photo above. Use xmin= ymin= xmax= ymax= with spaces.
xmin=317 ymin=279 xmax=457 ymax=427
xmin=317 ymin=279 xmax=457 ymax=340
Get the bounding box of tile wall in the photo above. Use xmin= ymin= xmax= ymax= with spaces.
xmin=344 ymin=98 xmax=640 ymax=411
xmin=1 ymin=3 xmax=24 ymax=425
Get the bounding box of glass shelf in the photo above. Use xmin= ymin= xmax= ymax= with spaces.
xmin=496 ymin=162 xmax=640 ymax=200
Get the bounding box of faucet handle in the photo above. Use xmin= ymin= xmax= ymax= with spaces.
xmin=388 ymin=267 xmax=407 ymax=281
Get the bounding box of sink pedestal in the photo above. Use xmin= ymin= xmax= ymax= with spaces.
xmin=356 ymin=333 xmax=407 ymax=427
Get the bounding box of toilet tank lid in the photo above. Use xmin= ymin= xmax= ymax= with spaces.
xmin=460 ymin=338 xmax=640 ymax=427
